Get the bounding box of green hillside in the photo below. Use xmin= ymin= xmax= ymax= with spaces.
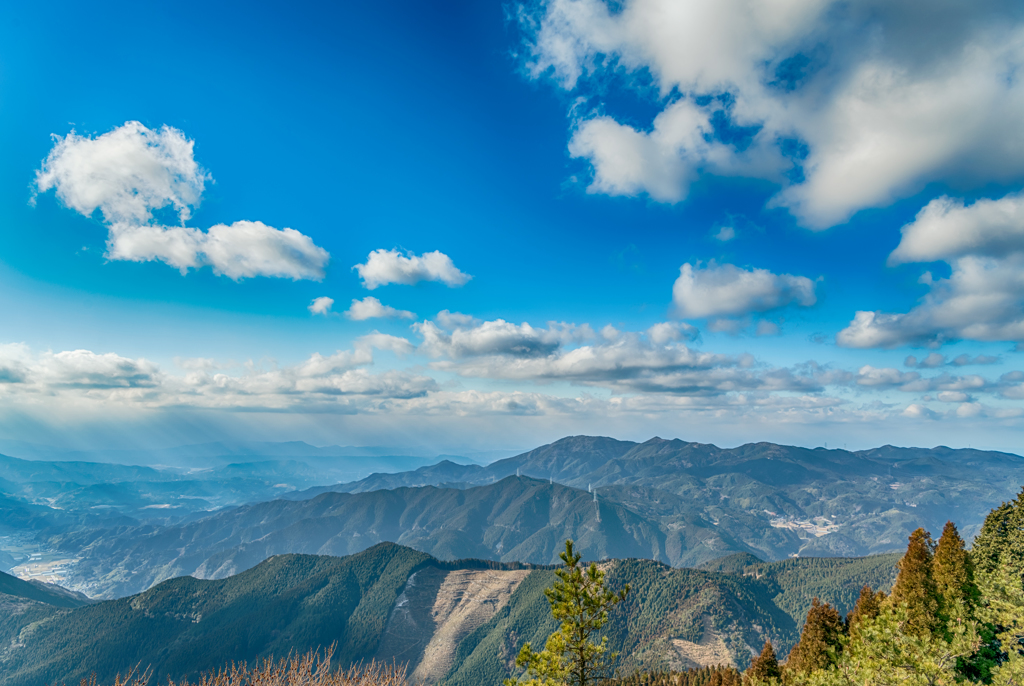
xmin=0 ymin=544 xmax=901 ymax=686
xmin=0 ymin=570 xmax=91 ymax=609
xmin=53 ymin=476 xmax=673 ymax=598
xmin=0 ymin=543 xmax=430 ymax=686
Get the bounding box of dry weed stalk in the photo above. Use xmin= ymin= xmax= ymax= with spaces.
xmin=74 ymin=646 xmax=408 ymax=686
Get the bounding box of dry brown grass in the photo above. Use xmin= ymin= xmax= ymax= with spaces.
xmin=74 ymin=646 xmax=409 ymax=686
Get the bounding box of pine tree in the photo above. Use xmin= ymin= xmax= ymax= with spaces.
xmin=887 ymin=527 xmax=942 ymax=637
xmin=744 ymin=641 xmax=781 ymax=686
xmin=506 ymin=539 xmax=630 ymax=686
xmin=784 ymin=598 xmax=844 ymax=677
xmin=933 ymin=520 xmax=980 ymax=616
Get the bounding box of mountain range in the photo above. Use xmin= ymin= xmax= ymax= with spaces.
xmin=5 ymin=435 xmax=1017 ymax=598
xmin=0 ymin=543 xmax=899 ymax=686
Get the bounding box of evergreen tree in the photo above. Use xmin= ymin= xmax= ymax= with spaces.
xmin=933 ymin=520 xmax=980 ymax=616
xmin=971 ymin=499 xmax=1017 ymax=576
xmin=846 ymin=584 xmax=885 ymax=641
xmin=887 ymin=527 xmax=942 ymax=637
xmin=744 ymin=641 xmax=781 ymax=686
xmin=785 ymin=598 xmax=844 ymax=678
xmin=973 ymin=491 xmax=1024 ymax=685
xmin=507 ymin=539 xmax=630 ymax=686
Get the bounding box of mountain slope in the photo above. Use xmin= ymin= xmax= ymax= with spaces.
xmin=0 ymin=544 xmax=899 ymax=686
xmin=0 ymin=571 xmax=91 ymax=609
xmin=0 ymin=543 xmax=431 ymax=686
xmin=53 ymin=477 xmax=675 ymax=599
xmin=298 ymin=436 xmax=1024 ymax=561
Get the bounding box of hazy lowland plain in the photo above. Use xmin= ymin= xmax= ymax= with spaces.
xmin=0 ymin=435 xmax=1022 ymax=685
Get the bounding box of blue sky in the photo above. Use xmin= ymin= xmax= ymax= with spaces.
xmin=1 ymin=0 xmax=1023 ymax=454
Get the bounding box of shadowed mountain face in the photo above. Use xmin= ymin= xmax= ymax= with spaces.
xmin=0 ymin=543 xmax=899 ymax=686
xmin=52 ymin=477 xmax=670 ymax=599
xmin=0 ymin=570 xmax=91 ymax=609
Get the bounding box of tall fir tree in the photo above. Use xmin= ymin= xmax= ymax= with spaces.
xmin=972 ymin=490 xmax=1024 ymax=576
xmin=744 ymin=641 xmax=781 ymax=686
xmin=785 ymin=598 xmax=845 ymax=678
xmin=933 ymin=520 xmax=981 ymax=616
xmin=888 ymin=527 xmax=942 ymax=637
xmin=846 ymin=584 xmax=885 ymax=641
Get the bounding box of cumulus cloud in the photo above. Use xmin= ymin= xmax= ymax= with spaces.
xmin=354 ymin=249 xmax=471 ymax=289
xmin=521 ymin=0 xmax=1024 ymax=228
xmin=839 ymin=251 xmax=1024 ymax=348
xmin=415 ymin=319 xmax=590 ymax=359
xmin=854 ymin=365 xmax=993 ymax=395
xmin=889 ymin=193 xmax=1024 ymax=265
xmin=412 ymin=314 xmax=838 ymax=396
xmin=0 ymin=342 xmax=434 ymax=411
xmin=672 ymin=261 xmax=816 ymax=319
xmin=34 ymin=122 xmax=329 ymax=280
xmin=344 ymin=297 xmax=415 ymax=321
xmin=309 ymin=297 xmax=334 ymax=316
xmin=355 ymin=332 xmax=415 ymax=356
xmin=905 ymin=353 xmax=1000 ymax=369
xmin=34 ymin=121 xmax=207 ymax=225
xmin=646 ymin=321 xmax=700 ymax=345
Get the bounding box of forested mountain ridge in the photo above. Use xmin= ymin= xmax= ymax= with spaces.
xmin=33 ymin=435 xmax=1024 ymax=599
xmin=0 ymin=543 xmax=899 ymax=686
xmin=291 ymin=435 xmax=1024 ymax=561
xmin=51 ymin=477 xmax=672 ymax=599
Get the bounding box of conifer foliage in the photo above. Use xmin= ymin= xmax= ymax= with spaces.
xmin=887 ymin=527 xmax=942 ymax=637
xmin=507 ymin=539 xmax=631 ymax=686
xmin=932 ymin=521 xmax=980 ymax=616
xmin=744 ymin=641 xmax=781 ymax=685
xmin=845 ymin=585 xmax=884 ymax=640
xmin=784 ymin=598 xmax=844 ymax=677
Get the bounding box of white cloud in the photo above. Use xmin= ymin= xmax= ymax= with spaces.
xmin=309 ymin=297 xmax=334 ymax=316
xmin=355 ymin=332 xmax=415 ymax=356
xmin=34 ymin=121 xmax=207 ymax=225
xmin=413 ymin=315 xmax=837 ymax=396
xmin=344 ymin=297 xmax=415 ymax=321
xmin=34 ymin=122 xmax=329 ymax=280
xmin=839 ymin=189 xmax=1024 ymax=348
xmin=672 ymin=261 xmax=816 ymax=319
xmin=0 ymin=342 xmax=435 ymax=411
xmin=521 ymin=0 xmax=1024 ymax=228
xmin=905 ymin=353 xmax=1000 ymax=369
xmin=904 ymin=353 xmax=946 ymax=369
xmin=713 ymin=226 xmax=736 ymax=242
xmin=436 ymin=310 xmax=480 ymax=330
xmin=838 ymin=253 xmax=1024 ymax=348
xmin=415 ymin=319 xmax=588 ymax=359
xmin=646 ymin=321 xmax=699 ymax=345
xmin=354 ymin=249 xmax=471 ymax=290
xmin=889 ymin=193 xmax=1024 ymax=265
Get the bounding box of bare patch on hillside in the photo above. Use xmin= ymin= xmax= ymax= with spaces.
xmin=374 ymin=568 xmax=529 ymax=684
xmin=670 ymin=616 xmax=737 ymax=669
